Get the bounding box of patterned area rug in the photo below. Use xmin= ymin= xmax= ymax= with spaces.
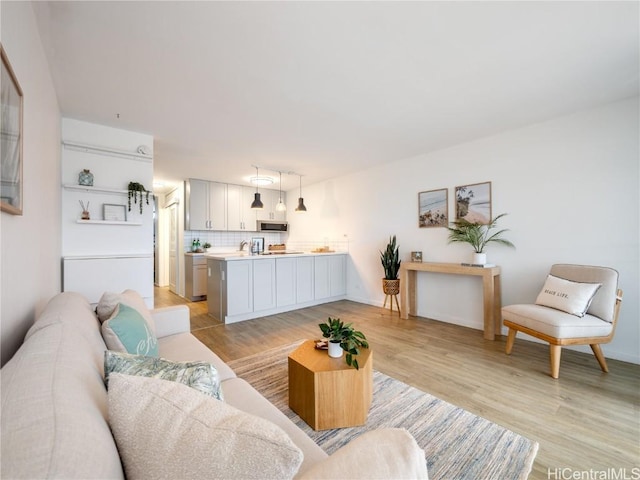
xmin=227 ymin=341 xmax=539 ymax=480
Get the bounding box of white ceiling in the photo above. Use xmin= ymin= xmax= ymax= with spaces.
xmin=34 ymin=1 xmax=639 ymax=194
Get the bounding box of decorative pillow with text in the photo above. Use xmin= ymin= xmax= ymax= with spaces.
xmin=101 ymin=303 xmax=159 ymax=356
xmin=535 ymin=274 xmax=601 ymax=317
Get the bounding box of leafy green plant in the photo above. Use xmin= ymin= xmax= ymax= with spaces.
xmin=447 ymin=213 xmax=515 ymax=253
xmin=128 ymin=182 xmax=150 ymax=214
xmin=380 ymin=235 xmax=401 ymax=280
xmin=319 ymin=317 xmax=369 ymax=370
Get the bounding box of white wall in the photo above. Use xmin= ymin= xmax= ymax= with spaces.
xmin=288 ymin=97 xmax=639 ymax=364
xmin=0 ymin=2 xmax=62 ymax=366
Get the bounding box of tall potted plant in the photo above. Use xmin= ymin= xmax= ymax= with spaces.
xmin=319 ymin=317 xmax=369 ymax=369
xmin=380 ymin=235 xmax=401 ymax=296
xmin=447 ymin=213 xmax=515 ymax=265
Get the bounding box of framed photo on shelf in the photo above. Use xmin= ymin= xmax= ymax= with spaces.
xmin=1 ymin=46 xmax=24 ymax=215
xmin=418 ymin=188 xmax=448 ymax=227
xmin=455 ymin=181 xmax=492 ymax=224
xmin=251 ymin=237 xmax=264 ymax=254
xmin=103 ymin=203 xmax=127 ymax=222
xmin=411 ymin=251 xmax=423 ymax=262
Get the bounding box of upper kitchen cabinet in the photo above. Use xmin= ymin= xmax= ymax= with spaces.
xmin=185 ymin=179 xmax=227 ymax=230
xmin=227 ymin=184 xmax=257 ymax=231
xmin=256 ymin=188 xmax=287 ymax=222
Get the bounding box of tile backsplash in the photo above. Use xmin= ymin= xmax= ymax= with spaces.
xmin=184 ymin=231 xmax=285 ymax=252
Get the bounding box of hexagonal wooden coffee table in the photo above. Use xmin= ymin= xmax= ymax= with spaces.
xmin=288 ymin=340 xmax=373 ymax=431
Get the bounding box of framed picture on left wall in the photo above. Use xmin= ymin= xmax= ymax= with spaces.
xmin=0 ymin=45 xmax=24 ymax=215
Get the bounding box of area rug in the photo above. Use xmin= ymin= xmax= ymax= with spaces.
xmin=227 ymin=341 xmax=539 ymax=480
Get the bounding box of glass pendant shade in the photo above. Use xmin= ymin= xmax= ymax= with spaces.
xmin=251 ymin=192 xmax=264 ymax=209
xmin=295 ymin=197 xmax=307 ymax=212
xmin=276 ymin=199 xmax=286 ymax=211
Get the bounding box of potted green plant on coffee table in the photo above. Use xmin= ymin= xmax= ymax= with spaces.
xmin=319 ymin=317 xmax=369 ymax=370
xmin=447 ymin=213 xmax=515 ymax=265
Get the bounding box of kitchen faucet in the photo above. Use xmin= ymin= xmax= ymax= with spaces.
xmin=239 ymin=240 xmax=248 ymax=251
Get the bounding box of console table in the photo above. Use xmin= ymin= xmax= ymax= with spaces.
xmin=399 ymin=262 xmax=502 ymax=340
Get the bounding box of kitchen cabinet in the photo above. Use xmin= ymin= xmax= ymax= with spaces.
xmin=185 ymin=254 xmax=207 ymax=301
xmin=253 ymin=258 xmax=276 ymax=311
xmin=227 ymin=260 xmax=253 ymax=316
xmin=314 ymin=255 xmax=346 ymax=299
xmin=256 ymin=189 xmax=287 ymax=222
xmin=296 ymin=256 xmax=314 ymax=303
xmin=185 ymin=179 xmax=226 ymax=230
xmin=208 ymin=253 xmax=346 ymax=324
xmin=276 ymin=257 xmax=297 ymax=307
xmin=227 ymin=184 xmax=257 ymax=231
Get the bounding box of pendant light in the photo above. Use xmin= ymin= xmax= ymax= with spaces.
xmin=276 ymin=171 xmax=286 ymax=212
xmin=295 ymin=174 xmax=307 ymax=212
xmin=250 ymin=166 xmax=264 ymax=209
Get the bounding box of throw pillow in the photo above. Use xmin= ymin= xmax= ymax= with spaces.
xmin=535 ymin=274 xmax=601 ymax=317
xmin=104 ymin=350 xmax=224 ymax=401
xmin=96 ymin=290 xmax=156 ymax=336
xmin=101 ymin=303 xmax=159 ymax=356
xmin=108 ymin=373 xmax=303 ymax=480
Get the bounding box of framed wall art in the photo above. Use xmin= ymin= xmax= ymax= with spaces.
xmin=455 ymin=181 xmax=492 ymax=224
xmin=1 ymin=45 xmax=24 ymax=215
xmin=418 ymin=188 xmax=448 ymax=227
xmin=103 ymin=204 xmax=127 ymax=222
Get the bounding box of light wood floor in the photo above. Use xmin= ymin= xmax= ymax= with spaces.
xmin=155 ymin=287 xmax=640 ymax=480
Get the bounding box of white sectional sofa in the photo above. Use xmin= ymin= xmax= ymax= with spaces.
xmin=1 ymin=291 xmax=427 ymax=479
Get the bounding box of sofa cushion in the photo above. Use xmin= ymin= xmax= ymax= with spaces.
xmin=96 ymin=289 xmax=156 ymax=335
xmin=1 ymin=292 xmax=124 ymax=479
xmin=535 ymin=274 xmax=601 ymax=317
xmin=157 ymin=331 xmax=237 ymax=381
xmin=502 ymin=304 xmax=613 ymax=339
xmin=296 ymin=428 xmax=428 ymax=479
xmin=108 ymin=373 xmax=304 ymax=480
xmin=104 ymin=350 xmax=224 ymax=400
xmin=102 ymin=303 xmax=159 ymax=356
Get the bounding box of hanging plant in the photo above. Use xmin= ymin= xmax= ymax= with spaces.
xmin=128 ymin=182 xmax=150 ymax=214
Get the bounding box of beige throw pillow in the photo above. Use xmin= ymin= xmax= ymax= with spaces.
xmin=108 ymin=373 xmax=303 ymax=480
xmin=535 ymin=274 xmax=601 ymax=317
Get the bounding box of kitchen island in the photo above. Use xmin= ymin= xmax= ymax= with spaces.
xmin=206 ymin=251 xmax=347 ymax=324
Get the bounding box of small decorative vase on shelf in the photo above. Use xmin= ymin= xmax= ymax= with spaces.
xmin=78 ymin=169 xmax=94 ymax=186
xmin=328 ymin=341 xmax=343 ymax=358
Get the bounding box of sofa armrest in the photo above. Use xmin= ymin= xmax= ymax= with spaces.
xmin=150 ymin=306 xmax=191 ymax=338
xmin=296 ymin=428 xmax=428 ymax=479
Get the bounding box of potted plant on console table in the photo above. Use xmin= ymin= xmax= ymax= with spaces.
xmin=319 ymin=317 xmax=369 ymax=370
xmin=380 ymin=235 xmax=401 ymax=297
xmin=446 ymin=213 xmax=515 ymax=265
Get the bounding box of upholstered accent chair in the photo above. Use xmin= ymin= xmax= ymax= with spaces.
xmin=502 ymin=264 xmax=622 ymax=379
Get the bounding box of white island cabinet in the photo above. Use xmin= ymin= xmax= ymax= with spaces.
xmin=207 ymin=252 xmax=347 ymax=324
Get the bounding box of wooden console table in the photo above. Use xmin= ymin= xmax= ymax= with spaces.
xmin=399 ymin=262 xmax=502 ymax=340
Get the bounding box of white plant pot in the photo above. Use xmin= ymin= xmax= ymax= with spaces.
xmin=328 ymin=341 xmax=343 ymax=358
xmin=472 ymin=252 xmax=487 ymax=265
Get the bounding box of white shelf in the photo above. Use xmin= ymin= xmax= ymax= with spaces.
xmin=76 ymin=219 xmax=142 ymax=226
xmin=64 ymin=184 xmax=128 ymax=195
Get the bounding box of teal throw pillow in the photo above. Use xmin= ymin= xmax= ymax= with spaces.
xmin=104 ymin=350 xmax=224 ymax=401
xmin=101 ymin=303 xmax=159 ymax=356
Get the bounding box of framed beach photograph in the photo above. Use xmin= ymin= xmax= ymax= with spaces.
xmin=1 ymin=45 xmax=24 ymax=215
xmin=418 ymin=188 xmax=448 ymax=227
xmin=103 ymin=203 xmax=127 ymax=222
xmin=455 ymin=181 xmax=492 ymax=224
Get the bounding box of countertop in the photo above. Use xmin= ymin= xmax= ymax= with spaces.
xmin=205 ymin=251 xmax=347 ymax=261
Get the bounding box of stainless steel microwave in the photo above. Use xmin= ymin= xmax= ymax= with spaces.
xmin=257 ymin=221 xmax=288 ymax=232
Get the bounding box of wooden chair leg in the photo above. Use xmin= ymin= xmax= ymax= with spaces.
xmin=505 ymin=328 xmax=517 ymax=354
xmin=590 ymin=344 xmax=609 ymax=373
xmin=550 ymin=345 xmax=562 ymax=379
